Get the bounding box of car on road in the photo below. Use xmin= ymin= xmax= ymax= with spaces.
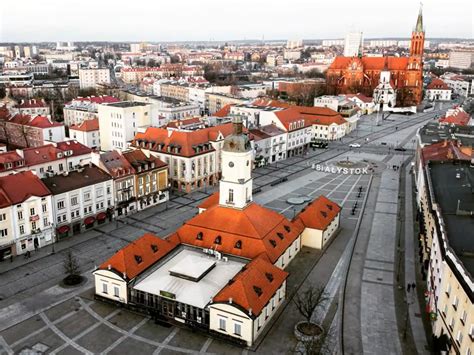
xmin=394 ymin=147 xmax=407 ymax=152
xmin=349 ymin=143 xmax=361 ymax=148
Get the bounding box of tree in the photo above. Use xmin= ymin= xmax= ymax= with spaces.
xmin=63 ymin=250 xmax=82 ymax=285
xmin=293 ymin=286 xmax=328 ymax=325
xmin=304 ymin=69 xmax=325 ymax=79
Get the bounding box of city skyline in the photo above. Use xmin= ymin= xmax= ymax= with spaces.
xmin=1 ymin=0 xmax=473 ymax=42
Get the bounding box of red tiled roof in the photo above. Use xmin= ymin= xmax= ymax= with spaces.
xmin=122 ymin=149 xmax=167 ymax=169
xmin=427 ymin=78 xmax=450 ymax=90
xmin=345 ymin=93 xmax=373 ymax=103
xmin=8 ymin=114 xmax=63 ymax=129
xmin=16 ymin=99 xmax=48 ymax=109
xmin=439 ymin=108 xmax=471 ymax=126
xmin=0 ymin=151 xmax=24 ymax=169
xmin=213 ymin=257 xmax=288 ymax=316
xmin=99 ymin=150 xmax=136 ymax=178
xmin=293 ymin=195 xmax=341 ymax=230
xmin=55 ymin=140 xmax=93 ymax=156
xmin=420 ymin=140 xmax=472 ymax=165
xmin=213 ymin=104 xmax=234 ymax=117
xmin=197 ymin=192 xmax=219 ymax=210
xmin=0 ymin=171 xmax=50 ymax=208
xmin=173 ymin=203 xmax=303 ymax=263
xmin=69 ymin=95 xmax=120 ymax=105
xmin=275 ymin=106 xmax=346 ymax=130
xmin=166 ymin=117 xmax=202 ymax=128
xmin=329 ymin=56 xmax=409 ymax=71
xmin=98 ymin=233 xmax=178 ymax=280
xmin=70 ymin=118 xmax=99 ymax=132
xmin=252 ymin=98 xmax=291 ymax=108
xmin=133 ymin=123 xmax=237 ymax=158
xmin=22 ymin=144 xmax=64 ymax=166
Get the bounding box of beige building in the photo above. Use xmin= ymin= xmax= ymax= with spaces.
xmin=79 ymin=68 xmax=111 ymax=89
xmin=206 ymin=93 xmax=246 ymax=114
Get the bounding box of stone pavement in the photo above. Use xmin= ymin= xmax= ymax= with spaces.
xmin=404 ymin=166 xmax=430 ymax=354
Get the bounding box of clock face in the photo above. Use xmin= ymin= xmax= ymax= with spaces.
xmin=228 ymin=162 xmax=234 ymax=167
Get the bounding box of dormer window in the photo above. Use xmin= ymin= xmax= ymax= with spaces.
xmin=321 ymin=211 xmax=327 ymax=218
xmin=196 ymin=232 xmax=203 ymax=240
xmin=151 ymin=244 xmax=158 ymax=253
xmin=277 ymin=232 xmax=284 ymax=240
xmin=265 ymin=272 xmax=274 ymax=282
xmin=253 ymin=286 xmax=263 ymax=297
xmin=269 ymin=239 xmax=277 ymax=248
xmin=326 ymin=204 xmax=333 ymax=210
xmin=214 ymin=236 xmax=222 ymax=244
xmin=284 ymin=225 xmax=291 ymax=232
xmin=134 ymin=255 xmax=142 ymax=264
xmin=234 ymin=240 xmax=242 ymax=249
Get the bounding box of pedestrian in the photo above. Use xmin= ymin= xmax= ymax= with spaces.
xmin=412 ymin=282 xmax=416 ymax=290
xmin=407 ymin=283 xmax=411 ymax=292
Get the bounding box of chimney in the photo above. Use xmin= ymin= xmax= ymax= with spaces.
xmin=107 ymin=264 xmax=111 ymax=270
xmin=229 ymin=297 xmax=233 ymax=304
xmin=248 ymin=308 xmax=252 ymax=316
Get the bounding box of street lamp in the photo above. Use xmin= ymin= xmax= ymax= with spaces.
xmin=203 ymin=172 xmax=208 ymax=194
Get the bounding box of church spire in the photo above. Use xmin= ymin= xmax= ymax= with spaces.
xmin=415 ymin=3 xmax=424 ymax=33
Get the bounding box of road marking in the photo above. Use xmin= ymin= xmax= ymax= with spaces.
xmin=40 ymin=313 xmax=93 ymax=355
xmin=199 ymin=337 xmax=213 ymax=353
xmin=327 ymin=175 xmax=353 ymax=198
xmin=341 ymin=175 xmax=363 ymax=206
xmin=76 ymin=299 xmax=196 ymax=354
xmin=50 ymin=308 xmax=121 ymax=355
xmin=101 ymin=316 xmax=150 ymax=354
xmin=10 ymin=300 xmax=94 ymax=348
xmin=0 ymin=336 xmax=13 ymax=355
xmin=153 ymin=327 xmax=180 ymax=354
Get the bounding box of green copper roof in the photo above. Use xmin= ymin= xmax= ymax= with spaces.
xmin=415 ymin=5 xmax=424 ymax=32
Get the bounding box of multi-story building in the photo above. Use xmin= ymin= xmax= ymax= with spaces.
xmin=0 ymin=171 xmax=53 ymax=258
xmin=14 ymin=99 xmax=50 ymax=116
xmin=92 ymin=150 xmax=137 ymax=217
xmin=426 ymin=79 xmax=452 ymax=101
xmin=79 ymin=68 xmax=111 ymax=89
xmin=122 ymin=149 xmax=169 ymax=211
xmin=448 ymin=51 xmax=474 ymax=70
xmin=132 ymin=123 xmax=236 ymax=192
xmin=0 ymin=113 xmax=65 ymax=148
xmin=343 ymin=32 xmax=363 ymax=57
xmin=98 ymin=101 xmax=152 ymax=151
xmin=69 ymin=118 xmax=101 ymax=149
xmin=63 ymin=96 xmax=120 ymax=127
xmin=440 ymin=73 xmax=473 ymax=98
xmin=249 ymin=124 xmax=287 ymax=166
xmin=414 ymin=158 xmax=474 ymax=355
xmin=42 ymin=165 xmax=114 ymax=238
xmin=206 ymin=93 xmax=246 ymax=115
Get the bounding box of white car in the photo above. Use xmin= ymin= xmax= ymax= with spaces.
xmin=349 ymin=143 xmax=361 ymax=148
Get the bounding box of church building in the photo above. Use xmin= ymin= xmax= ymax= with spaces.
xmin=93 ymin=116 xmax=341 ymax=347
xmin=326 ymin=6 xmax=425 ymax=107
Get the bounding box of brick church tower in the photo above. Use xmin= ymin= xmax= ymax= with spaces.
xmin=404 ymin=5 xmax=425 ymax=106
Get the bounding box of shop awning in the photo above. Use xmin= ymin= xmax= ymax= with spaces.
xmin=84 ymin=216 xmax=96 ymax=225
xmin=57 ymin=225 xmax=70 ymax=234
xmin=96 ymin=212 xmax=107 ymax=221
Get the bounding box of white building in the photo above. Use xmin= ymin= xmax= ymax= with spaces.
xmin=373 ymin=70 xmax=397 ymax=111
xmin=0 ymin=171 xmax=54 ymax=258
xmin=343 ymin=32 xmax=363 ymax=57
xmin=98 ymin=101 xmax=152 ymax=151
xmin=63 ymin=96 xmax=120 ymax=127
xmin=249 ymin=124 xmax=287 ymax=166
xmin=79 ymin=68 xmax=111 ymax=89
xmin=449 ymin=51 xmax=474 ymax=70
xmin=69 ymin=118 xmax=101 ymax=149
xmin=42 ymin=165 xmax=114 ymax=237
xmin=426 ymin=79 xmax=452 ymax=102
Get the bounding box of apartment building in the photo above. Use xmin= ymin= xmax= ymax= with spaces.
xmin=79 ymin=68 xmax=111 ymax=89
xmin=69 ymin=118 xmax=101 ymax=149
xmin=63 ymin=96 xmax=120 ymax=127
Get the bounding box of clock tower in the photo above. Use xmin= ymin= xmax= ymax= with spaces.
xmin=219 ymin=116 xmax=253 ymax=209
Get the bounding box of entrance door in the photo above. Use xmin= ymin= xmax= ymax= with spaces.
xmin=33 ymin=237 xmax=39 ymax=249
xmin=73 ymin=223 xmax=81 ymax=235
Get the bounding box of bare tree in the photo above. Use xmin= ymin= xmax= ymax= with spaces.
xmin=297 ymin=327 xmax=331 ymax=355
xmin=293 ymin=286 xmax=328 ymax=324
xmin=64 ymin=250 xmax=80 ymax=277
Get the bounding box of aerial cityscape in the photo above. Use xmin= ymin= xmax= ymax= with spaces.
xmin=0 ymin=1 xmax=473 ymax=354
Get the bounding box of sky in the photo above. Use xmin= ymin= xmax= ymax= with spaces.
xmin=0 ymin=0 xmax=473 ymax=42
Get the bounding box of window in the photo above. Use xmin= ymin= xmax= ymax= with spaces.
xmin=43 ymin=217 xmax=48 ymax=226
xmin=96 ymin=187 xmax=104 ymax=197
xmin=84 ymin=192 xmax=91 ymax=201
xmin=234 ymin=322 xmax=242 ymax=336
xmin=30 ymin=208 xmax=35 ymax=216
xmin=114 ymin=286 xmax=119 ymax=297
xmin=57 ymin=200 xmax=65 ymax=209
xmin=42 ymin=204 xmax=47 ymax=213
xmin=102 ymin=283 xmax=108 ymax=294
xmin=31 ymin=221 xmax=37 ymax=230
xmin=19 ymin=225 xmax=25 ymax=234
xmin=18 ymin=211 xmax=23 ymax=220
xmin=219 ymin=318 xmax=226 ymax=331
xmin=0 ymin=229 xmax=7 ymax=237
xmin=71 ymin=197 xmax=78 ymax=206
xmin=0 ymin=213 xmax=5 ymax=221
xmin=228 ymin=189 xmax=234 ymax=203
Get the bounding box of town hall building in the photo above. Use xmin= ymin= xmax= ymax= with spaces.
xmin=93 ymin=116 xmax=341 ymax=347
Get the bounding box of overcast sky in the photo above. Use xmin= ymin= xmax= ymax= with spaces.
xmin=1 ymin=0 xmax=473 ymax=42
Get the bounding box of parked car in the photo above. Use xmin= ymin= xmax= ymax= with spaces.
xmin=349 ymin=143 xmax=361 ymax=148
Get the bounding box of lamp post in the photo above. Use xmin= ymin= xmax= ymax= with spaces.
xmin=51 ymin=224 xmax=56 ymax=255
xmin=204 ymin=172 xmax=208 ymax=194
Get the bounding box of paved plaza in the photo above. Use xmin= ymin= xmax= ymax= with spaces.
xmin=0 ymin=109 xmax=443 ymax=354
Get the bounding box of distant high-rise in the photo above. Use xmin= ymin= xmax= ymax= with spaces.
xmin=286 ymin=39 xmax=303 ymax=49
xmin=343 ymin=32 xmax=363 ymax=57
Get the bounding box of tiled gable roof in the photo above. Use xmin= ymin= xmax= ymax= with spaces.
xmin=293 ymin=195 xmax=341 ymax=230
xmin=70 ymin=118 xmax=99 ymax=132
xmin=98 ymin=233 xmax=178 ymax=280
xmin=0 ymin=171 xmax=50 ymax=208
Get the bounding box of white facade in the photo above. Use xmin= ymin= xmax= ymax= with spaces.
xmin=219 ymin=150 xmax=253 ymax=209
xmin=79 ymin=68 xmax=111 ymax=89
xmin=449 ymin=51 xmax=474 ymax=70
xmin=426 ymin=88 xmax=452 ymax=102
xmin=98 ymin=102 xmax=152 ymax=151
xmin=343 ymin=32 xmax=363 ymax=57
xmin=373 ymin=71 xmax=397 ymax=111
xmin=70 ymin=127 xmax=100 ymax=149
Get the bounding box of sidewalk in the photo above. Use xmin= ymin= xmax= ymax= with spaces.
xmin=404 ymin=166 xmax=431 ymax=354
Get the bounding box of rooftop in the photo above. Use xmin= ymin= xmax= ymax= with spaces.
xmin=428 ymin=160 xmax=474 ymax=277
xmin=42 ymin=165 xmax=112 ymax=194
xmin=133 ymin=246 xmax=246 ymax=309
xmin=105 ymin=101 xmax=149 ymax=108
xmin=0 ymin=171 xmax=50 ymax=208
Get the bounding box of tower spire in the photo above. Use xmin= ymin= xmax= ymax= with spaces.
xmin=415 ymin=2 xmax=424 ymax=33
